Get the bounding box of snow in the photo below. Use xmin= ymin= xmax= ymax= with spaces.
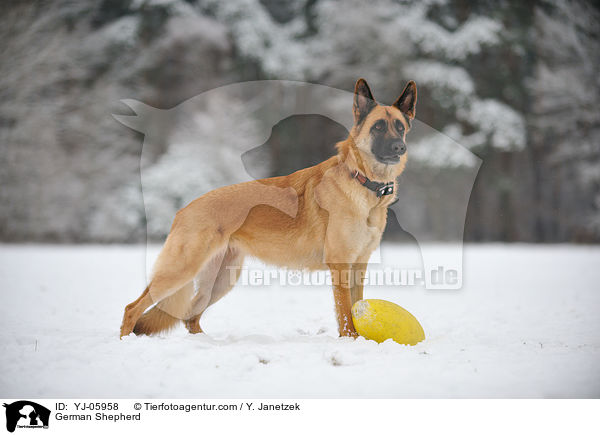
xmin=206 ymin=0 xmax=309 ymax=78
xmin=458 ymin=99 xmax=526 ymax=151
xmin=409 ymin=124 xmax=480 ymax=168
xmin=404 ymin=61 xmax=475 ymax=98
xmin=1 ymin=244 xmax=599 ymax=398
xmin=404 ymin=8 xmax=503 ymax=60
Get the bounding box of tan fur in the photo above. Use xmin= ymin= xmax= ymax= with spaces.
xmin=120 ymin=78 xmax=417 ymax=338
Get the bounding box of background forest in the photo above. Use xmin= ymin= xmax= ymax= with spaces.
xmin=1 ymin=0 xmax=598 ymax=243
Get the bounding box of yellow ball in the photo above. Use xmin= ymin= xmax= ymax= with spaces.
xmin=351 ymin=299 xmax=425 ymax=345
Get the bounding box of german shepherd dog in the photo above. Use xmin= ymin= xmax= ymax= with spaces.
xmin=120 ymin=78 xmax=417 ymax=338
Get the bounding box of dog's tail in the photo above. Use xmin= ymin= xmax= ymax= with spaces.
xmin=133 ymin=284 xmax=194 ymax=336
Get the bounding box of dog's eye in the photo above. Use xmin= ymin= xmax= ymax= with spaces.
xmin=395 ymin=119 xmax=404 ymax=132
xmin=374 ymin=120 xmax=385 ymax=131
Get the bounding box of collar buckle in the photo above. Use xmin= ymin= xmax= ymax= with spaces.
xmin=376 ymin=182 xmax=395 ymax=197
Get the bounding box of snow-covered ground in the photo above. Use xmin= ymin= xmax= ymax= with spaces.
xmin=1 ymin=243 xmax=599 ymax=398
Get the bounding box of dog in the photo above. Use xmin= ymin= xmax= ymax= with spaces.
xmin=120 ymin=78 xmax=417 ymax=338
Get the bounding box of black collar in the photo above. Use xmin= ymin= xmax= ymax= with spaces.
xmin=350 ymin=170 xmax=395 ymax=198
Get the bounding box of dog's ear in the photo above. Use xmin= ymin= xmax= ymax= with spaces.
xmin=393 ymin=80 xmax=417 ymax=120
xmin=353 ymin=78 xmax=377 ymax=124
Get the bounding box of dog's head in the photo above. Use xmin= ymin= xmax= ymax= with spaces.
xmin=349 ymin=78 xmax=417 ymax=178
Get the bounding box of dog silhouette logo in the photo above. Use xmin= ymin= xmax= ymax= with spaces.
xmin=3 ymin=401 xmax=50 ymax=432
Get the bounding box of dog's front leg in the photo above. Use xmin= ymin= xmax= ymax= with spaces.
xmin=350 ymin=262 xmax=367 ymax=306
xmin=328 ymin=263 xmax=358 ymax=337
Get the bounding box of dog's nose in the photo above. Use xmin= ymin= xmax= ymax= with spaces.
xmin=391 ymin=141 xmax=406 ymax=155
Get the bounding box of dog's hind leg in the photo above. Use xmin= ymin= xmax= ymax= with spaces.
xmin=184 ymin=314 xmax=204 ymax=334
xmin=120 ymin=285 xmax=153 ymax=338
xmin=133 ymin=281 xmax=195 ymax=336
xmin=120 ymin=227 xmax=227 ymax=338
xmin=184 ymin=245 xmax=245 ymax=334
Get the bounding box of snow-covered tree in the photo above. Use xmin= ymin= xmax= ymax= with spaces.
xmin=1 ymin=0 xmax=597 ymax=242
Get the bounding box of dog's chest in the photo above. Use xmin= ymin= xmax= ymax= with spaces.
xmin=367 ymin=204 xmax=388 ymax=231
xmin=363 ymin=207 xmax=388 ymax=247
xmin=338 ymin=205 xmax=387 ymax=254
